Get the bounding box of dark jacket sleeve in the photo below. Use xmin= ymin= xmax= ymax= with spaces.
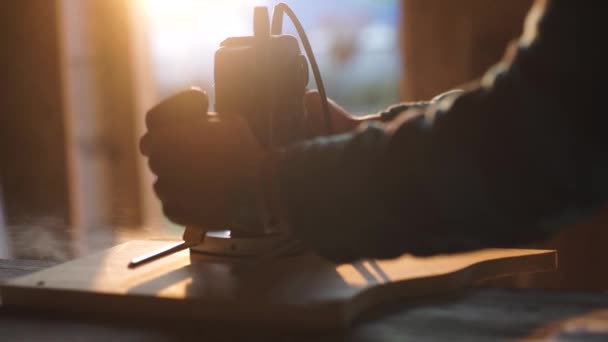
xmin=279 ymin=0 xmax=604 ymax=262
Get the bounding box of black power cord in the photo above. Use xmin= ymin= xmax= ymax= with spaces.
xmin=271 ymin=3 xmax=334 ymax=135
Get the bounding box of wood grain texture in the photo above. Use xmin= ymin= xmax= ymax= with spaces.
xmin=0 ymin=240 xmax=556 ymax=330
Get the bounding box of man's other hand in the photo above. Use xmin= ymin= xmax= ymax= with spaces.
xmin=140 ymin=88 xmax=263 ymax=229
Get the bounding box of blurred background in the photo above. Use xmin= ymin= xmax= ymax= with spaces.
xmin=1 ymin=0 xmax=406 ymax=261
xmin=7 ymin=0 xmax=607 ymax=291
xmin=141 ymin=0 xmax=402 ymax=114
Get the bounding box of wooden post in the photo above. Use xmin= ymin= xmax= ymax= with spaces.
xmin=57 ymin=0 xmax=143 ymax=241
xmin=0 ymin=1 xmax=71 ymax=226
xmin=400 ymin=0 xmax=532 ymax=101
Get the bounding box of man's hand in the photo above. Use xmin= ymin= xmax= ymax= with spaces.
xmin=140 ymin=88 xmax=264 ymax=229
xmin=139 ymin=87 xmax=361 ymax=230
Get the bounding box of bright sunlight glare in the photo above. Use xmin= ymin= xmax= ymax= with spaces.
xmin=137 ymin=0 xmax=272 ymax=94
xmin=139 ymin=0 xmax=267 ymax=43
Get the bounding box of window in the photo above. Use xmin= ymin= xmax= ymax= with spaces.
xmin=138 ymin=0 xmax=401 ymax=114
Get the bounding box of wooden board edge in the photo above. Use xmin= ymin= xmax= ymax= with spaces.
xmin=0 ymin=282 xmax=347 ymax=331
xmin=343 ymin=249 xmax=557 ymax=323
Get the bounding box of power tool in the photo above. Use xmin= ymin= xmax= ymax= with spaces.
xmin=130 ymin=3 xmax=331 ymax=267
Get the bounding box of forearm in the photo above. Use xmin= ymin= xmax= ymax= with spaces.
xmin=306 ymin=90 xmax=450 ymax=135
xmin=275 ymin=0 xmax=601 ymax=261
xmin=341 ymin=93 xmax=457 ymax=128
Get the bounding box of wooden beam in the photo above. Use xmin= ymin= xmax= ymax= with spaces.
xmin=58 ymin=0 xmax=143 ymax=233
xmin=0 ymin=0 xmax=71 ymax=225
xmin=400 ymin=0 xmax=532 ymax=101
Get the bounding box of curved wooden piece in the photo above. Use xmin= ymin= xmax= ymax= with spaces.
xmin=1 ymin=240 xmax=556 ymax=330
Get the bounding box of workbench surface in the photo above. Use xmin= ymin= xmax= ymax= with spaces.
xmin=2 ymin=258 xmax=608 ymax=341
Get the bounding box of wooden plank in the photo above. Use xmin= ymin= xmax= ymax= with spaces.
xmin=0 ymin=240 xmax=555 ymax=330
